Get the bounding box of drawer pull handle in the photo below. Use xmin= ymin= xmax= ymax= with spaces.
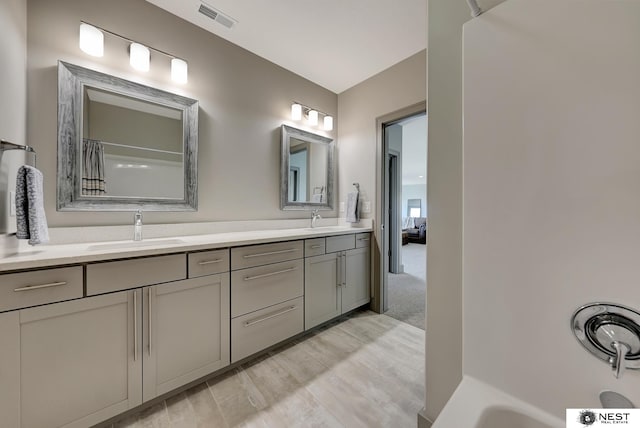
xmin=310 ymin=245 xmax=322 ymax=249
xmin=198 ymin=258 xmax=224 ymax=265
xmin=358 ymin=238 xmax=370 ymax=241
xmin=14 ymin=281 xmax=67 ymax=292
xmin=134 ymin=291 xmax=138 ymax=362
xmin=243 ymin=248 xmax=298 ymax=259
xmin=244 ymin=267 xmax=297 ymax=281
xmin=244 ymin=305 xmax=297 ymax=327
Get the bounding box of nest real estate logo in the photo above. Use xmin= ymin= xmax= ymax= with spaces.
xmin=567 ymin=409 xmax=639 ymax=427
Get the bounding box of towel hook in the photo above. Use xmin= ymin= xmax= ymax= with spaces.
xmin=353 ymin=182 xmax=360 ymax=192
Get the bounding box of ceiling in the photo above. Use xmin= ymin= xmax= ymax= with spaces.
xmin=145 ymin=0 xmax=427 ymax=93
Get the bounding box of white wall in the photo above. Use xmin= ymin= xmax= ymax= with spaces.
xmin=103 ymin=155 xmax=183 ymax=199
xmin=402 ymin=184 xmax=426 ymax=219
xmin=464 ymin=0 xmax=640 ymax=418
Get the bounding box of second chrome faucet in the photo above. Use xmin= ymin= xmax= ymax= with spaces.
xmin=311 ymin=209 xmax=321 ymax=228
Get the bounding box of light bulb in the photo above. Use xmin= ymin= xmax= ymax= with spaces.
xmin=79 ymin=23 xmax=103 ymax=57
xmin=323 ymin=115 xmax=334 ymax=131
xmin=129 ymin=43 xmax=150 ymax=72
xmin=171 ymin=58 xmax=188 ymax=84
xmin=308 ymin=110 xmax=318 ymax=126
xmin=291 ymin=103 xmax=302 ymax=121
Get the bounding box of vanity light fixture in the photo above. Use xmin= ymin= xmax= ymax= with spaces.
xmin=323 ymin=115 xmax=334 ymax=131
xmin=171 ymin=58 xmax=188 ymax=84
xmin=291 ymin=103 xmax=303 ymax=121
xmin=308 ymin=110 xmax=318 ymax=126
xmin=290 ymin=102 xmax=335 ymax=131
xmin=78 ymin=21 xmax=189 ymax=84
xmin=79 ymin=23 xmax=104 ymax=57
xmin=129 ymin=43 xmax=150 ymax=72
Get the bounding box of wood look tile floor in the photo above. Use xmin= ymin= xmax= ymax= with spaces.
xmin=112 ymin=311 xmax=425 ymax=428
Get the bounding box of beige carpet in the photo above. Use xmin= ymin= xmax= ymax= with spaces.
xmin=385 ymin=243 xmax=426 ymax=330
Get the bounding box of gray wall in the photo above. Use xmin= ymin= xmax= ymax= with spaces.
xmin=425 ymin=0 xmax=467 ymax=422
xmin=0 ymin=0 xmax=27 ymax=235
xmin=27 ymin=0 xmax=337 ymax=226
xmin=0 ymin=0 xmax=27 ymax=146
xmin=338 ymin=51 xmax=426 ymax=217
xmin=425 ymin=0 xmax=507 ymax=423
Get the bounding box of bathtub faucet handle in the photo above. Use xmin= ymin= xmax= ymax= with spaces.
xmin=612 ymin=341 xmax=631 ymax=379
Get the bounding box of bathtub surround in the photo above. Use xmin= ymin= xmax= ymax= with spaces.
xmin=463 ymin=0 xmax=640 ymax=420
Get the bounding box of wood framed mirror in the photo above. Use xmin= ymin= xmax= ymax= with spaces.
xmin=280 ymin=125 xmax=334 ymax=211
xmin=57 ymin=61 xmax=198 ymax=211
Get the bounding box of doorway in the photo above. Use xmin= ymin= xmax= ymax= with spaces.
xmin=377 ymin=106 xmax=427 ymax=329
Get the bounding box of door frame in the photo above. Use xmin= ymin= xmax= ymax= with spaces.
xmin=372 ymin=101 xmax=426 ymax=313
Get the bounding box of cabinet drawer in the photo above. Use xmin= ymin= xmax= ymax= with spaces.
xmin=188 ymin=248 xmax=230 ymax=278
xmin=231 ymin=297 xmax=303 ymax=363
xmin=0 ymin=266 xmax=83 ymax=312
xmin=231 ymin=258 xmax=303 ymax=317
xmin=355 ymin=233 xmax=371 ymax=248
xmin=87 ymin=254 xmax=186 ymax=296
xmin=325 ymin=234 xmax=355 ymax=253
xmin=305 ymin=238 xmax=325 ymax=257
xmin=231 ymin=240 xmax=303 ymax=270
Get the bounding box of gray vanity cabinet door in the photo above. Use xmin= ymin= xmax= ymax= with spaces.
xmin=342 ymin=247 xmax=371 ymax=313
xmin=305 ymin=252 xmax=341 ymax=330
xmin=0 ymin=311 xmax=20 ymax=428
xmin=19 ymin=290 xmax=142 ymax=428
xmin=143 ymin=275 xmax=230 ymax=402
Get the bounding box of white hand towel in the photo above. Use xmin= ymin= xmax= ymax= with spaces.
xmin=346 ymin=191 xmax=360 ymax=223
xmin=15 ymin=165 xmax=49 ymax=245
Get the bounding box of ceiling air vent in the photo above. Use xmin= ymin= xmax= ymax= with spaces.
xmin=198 ymin=3 xmax=236 ymax=29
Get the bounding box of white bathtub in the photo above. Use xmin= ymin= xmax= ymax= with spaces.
xmin=432 ymin=376 xmax=564 ymax=428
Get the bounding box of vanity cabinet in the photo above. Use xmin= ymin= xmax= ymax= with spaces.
xmin=0 ymin=228 xmax=372 ymax=427
xmin=230 ymin=240 xmax=304 ymax=362
xmin=0 ymin=290 xmax=142 ymax=428
xmin=304 ymin=233 xmax=371 ymax=330
xmin=142 ymin=274 xmax=230 ymax=402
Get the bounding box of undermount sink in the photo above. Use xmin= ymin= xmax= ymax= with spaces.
xmin=304 ymin=226 xmax=348 ymax=232
xmin=87 ymin=238 xmax=185 ymax=251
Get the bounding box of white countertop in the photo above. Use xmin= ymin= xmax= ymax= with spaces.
xmin=0 ymin=225 xmax=372 ymax=273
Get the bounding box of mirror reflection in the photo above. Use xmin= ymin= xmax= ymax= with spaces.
xmin=288 ymin=136 xmax=328 ymax=203
xmin=280 ymin=125 xmax=334 ymax=210
xmin=82 ymin=87 xmax=184 ymax=199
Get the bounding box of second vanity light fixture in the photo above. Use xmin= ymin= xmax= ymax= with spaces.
xmin=291 ymin=102 xmax=334 ymax=131
xmin=78 ymin=22 xmax=188 ymax=84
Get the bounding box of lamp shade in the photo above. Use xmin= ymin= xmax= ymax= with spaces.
xmin=171 ymin=58 xmax=188 ymax=84
xmin=291 ymin=103 xmax=302 ymax=121
xmin=323 ymin=115 xmax=334 ymax=131
xmin=130 ymin=43 xmax=150 ymax=72
xmin=308 ymin=110 xmax=318 ymax=126
xmin=79 ymin=23 xmax=104 ymax=57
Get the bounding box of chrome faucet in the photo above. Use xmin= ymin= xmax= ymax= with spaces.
xmin=133 ymin=210 xmax=143 ymax=241
xmin=311 ymin=209 xmax=321 ymax=228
